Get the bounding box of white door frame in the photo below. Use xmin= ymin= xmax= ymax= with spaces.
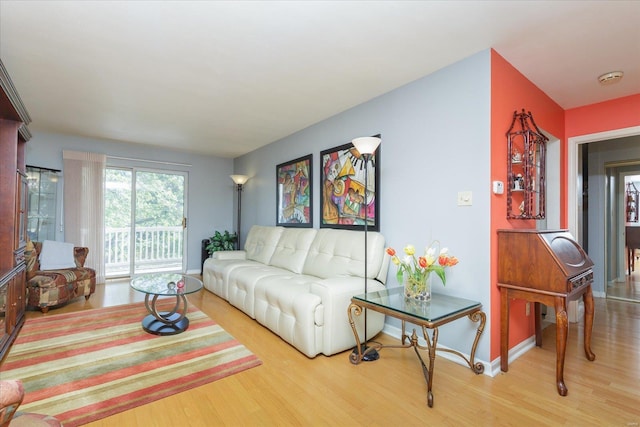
xmin=567 ymin=126 xmax=640 ymax=240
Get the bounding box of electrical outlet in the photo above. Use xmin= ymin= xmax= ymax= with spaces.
xmin=457 ymin=191 xmax=472 ymax=206
xmin=526 ymin=302 xmax=531 ymax=316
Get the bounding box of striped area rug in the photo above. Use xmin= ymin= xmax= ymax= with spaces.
xmin=0 ymin=301 xmax=262 ymax=426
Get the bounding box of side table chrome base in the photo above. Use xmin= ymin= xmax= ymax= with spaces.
xmin=142 ymin=313 xmax=189 ymax=335
xmin=142 ymin=293 xmax=190 ymax=336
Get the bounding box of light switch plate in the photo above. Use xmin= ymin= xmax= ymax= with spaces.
xmin=457 ymin=191 xmax=472 ymax=206
xmin=492 ymin=181 xmax=504 ymax=194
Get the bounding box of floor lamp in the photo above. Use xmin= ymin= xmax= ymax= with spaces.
xmin=351 ymin=135 xmax=381 ymax=362
xmin=230 ymin=175 xmax=249 ymax=250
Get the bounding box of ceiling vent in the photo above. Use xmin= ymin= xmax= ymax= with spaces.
xmin=598 ymin=71 xmax=624 ymax=85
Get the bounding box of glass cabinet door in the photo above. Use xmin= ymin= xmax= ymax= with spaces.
xmin=26 ymin=166 xmax=60 ymax=242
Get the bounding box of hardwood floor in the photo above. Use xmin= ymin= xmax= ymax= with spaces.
xmin=608 ymin=263 xmax=640 ymax=302
xmin=23 ymin=279 xmax=640 ymax=426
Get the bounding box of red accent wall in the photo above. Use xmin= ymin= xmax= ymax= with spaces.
xmin=566 ymin=94 xmax=640 ymax=137
xmin=490 ymin=53 xmax=640 ymax=363
xmin=490 ymin=50 xmax=565 ymax=360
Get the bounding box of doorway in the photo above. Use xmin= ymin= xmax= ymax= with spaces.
xmin=568 ymin=126 xmax=640 ymax=302
xmin=104 ymin=167 xmax=187 ymax=278
xmin=604 ymin=166 xmax=640 ymax=302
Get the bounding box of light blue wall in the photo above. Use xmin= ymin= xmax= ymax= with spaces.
xmin=25 ymin=131 xmax=234 ymax=273
xmin=24 ymin=49 xmax=493 ymax=361
xmin=234 ymin=50 xmax=492 ymax=361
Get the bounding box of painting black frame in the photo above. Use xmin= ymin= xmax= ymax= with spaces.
xmin=276 ymin=154 xmax=313 ymax=227
xmin=319 ymin=141 xmax=380 ymax=231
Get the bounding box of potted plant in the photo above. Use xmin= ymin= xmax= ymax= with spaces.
xmin=205 ymin=230 xmax=238 ymax=255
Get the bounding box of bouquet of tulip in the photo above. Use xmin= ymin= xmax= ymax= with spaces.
xmin=386 ymin=242 xmax=458 ymax=300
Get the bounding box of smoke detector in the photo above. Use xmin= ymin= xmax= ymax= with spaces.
xmin=598 ymin=71 xmax=624 ymax=85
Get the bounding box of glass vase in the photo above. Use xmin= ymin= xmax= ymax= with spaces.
xmin=404 ymin=273 xmax=431 ymax=302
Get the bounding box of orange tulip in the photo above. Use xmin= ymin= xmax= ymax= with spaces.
xmin=386 ymin=247 xmax=396 ymax=256
xmin=438 ymin=254 xmax=449 ymax=266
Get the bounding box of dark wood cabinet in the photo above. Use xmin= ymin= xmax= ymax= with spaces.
xmin=0 ymin=59 xmax=32 ymax=364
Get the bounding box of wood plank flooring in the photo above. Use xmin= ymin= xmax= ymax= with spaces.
xmin=608 ymin=265 xmax=640 ymax=302
xmin=23 ymin=279 xmax=640 ymax=426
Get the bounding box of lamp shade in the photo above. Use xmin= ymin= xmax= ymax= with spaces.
xmin=230 ymin=175 xmax=250 ymax=185
xmin=352 ymin=136 xmax=381 ymax=155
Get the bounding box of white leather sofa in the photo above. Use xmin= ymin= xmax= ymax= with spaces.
xmin=202 ymin=225 xmax=389 ymax=358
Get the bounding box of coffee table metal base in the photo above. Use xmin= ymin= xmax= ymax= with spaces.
xmin=142 ymin=293 xmax=189 ymax=336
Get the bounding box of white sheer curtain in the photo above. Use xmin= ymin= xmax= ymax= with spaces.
xmin=62 ymin=150 xmax=106 ymax=283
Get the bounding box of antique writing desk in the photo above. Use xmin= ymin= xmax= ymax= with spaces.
xmin=348 ymin=287 xmax=485 ymax=407
xmin=498 ymin=229 xmax=596 ymax=396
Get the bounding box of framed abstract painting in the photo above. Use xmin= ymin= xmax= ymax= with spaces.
xmin=319 ymin=141 xmax=380 ymax=231
xmin=276 ymin=154 xmax=313 ymax=227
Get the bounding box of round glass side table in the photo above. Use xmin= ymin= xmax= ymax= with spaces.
xmin=130 ymin=273 xmax=203 ymax=335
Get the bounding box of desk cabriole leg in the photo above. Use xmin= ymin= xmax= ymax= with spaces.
xmin=583 ymin=286 xmax=596 ymax=361
xmin=554 ymin=297 xmax=568 ymax=396
xmin=500 ymin=289 xmax=510 ymax=372
xmin=534 ymin=302 xmax=542 ymax=347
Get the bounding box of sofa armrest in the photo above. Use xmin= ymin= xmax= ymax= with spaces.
xmin=211 ymin=250 xmax=247 ymax=260
xmin=74 ymin=247 xmax=89 ymax=268
xmin=310 ymin=276 xmax=386 ymax=355
xmin=310 ymin=276 xmax=385 ymax=309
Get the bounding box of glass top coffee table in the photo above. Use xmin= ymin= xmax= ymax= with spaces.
xmin=348 ymin=287 xmax=486 ymax=407
xmin=130 ymin=273 xmax=203 ymax=336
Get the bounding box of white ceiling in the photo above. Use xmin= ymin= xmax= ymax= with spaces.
xmin=1 ymin=1 xmax=639 ymax=158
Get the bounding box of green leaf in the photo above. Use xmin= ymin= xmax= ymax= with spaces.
xmin=206 ymin=230 xmax=238 ymax=255
xmin=433 ymin=266 xmax=447 ymax=286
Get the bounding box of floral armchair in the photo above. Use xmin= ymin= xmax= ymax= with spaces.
xmin=24 ymin=241 xmax=96 ymax=313
xmin=0 ymin=380 xmax=62 ymax=426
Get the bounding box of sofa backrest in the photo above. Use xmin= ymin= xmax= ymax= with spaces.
xmin=269 ymin=228 xmax=318 ymax=274
xmin=302 ymin=228 xmax=386 ymax=280
xmin=244 ymin=226 xmax=284 ymax=264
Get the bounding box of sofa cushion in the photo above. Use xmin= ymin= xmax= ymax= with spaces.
xmin=268 ymin=228 xmax=317 ymax=274
xmin=202 ymin=257 xmax=262 ymax=300
xmin=227 ymin=265 xmax=290 ymax=318
xmin=253 ymin=275 xmax=323 ymax=358
xmin=302 ymin=229 xmax=385 ymax=279
xmin=244 ymin=226 xmax=284 ymax=264
xmin=29 ymin=269 xmax=95 ymax=287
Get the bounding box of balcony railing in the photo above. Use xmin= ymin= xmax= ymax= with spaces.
xmin=105 ymin=226 xmax=183 ymax=276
